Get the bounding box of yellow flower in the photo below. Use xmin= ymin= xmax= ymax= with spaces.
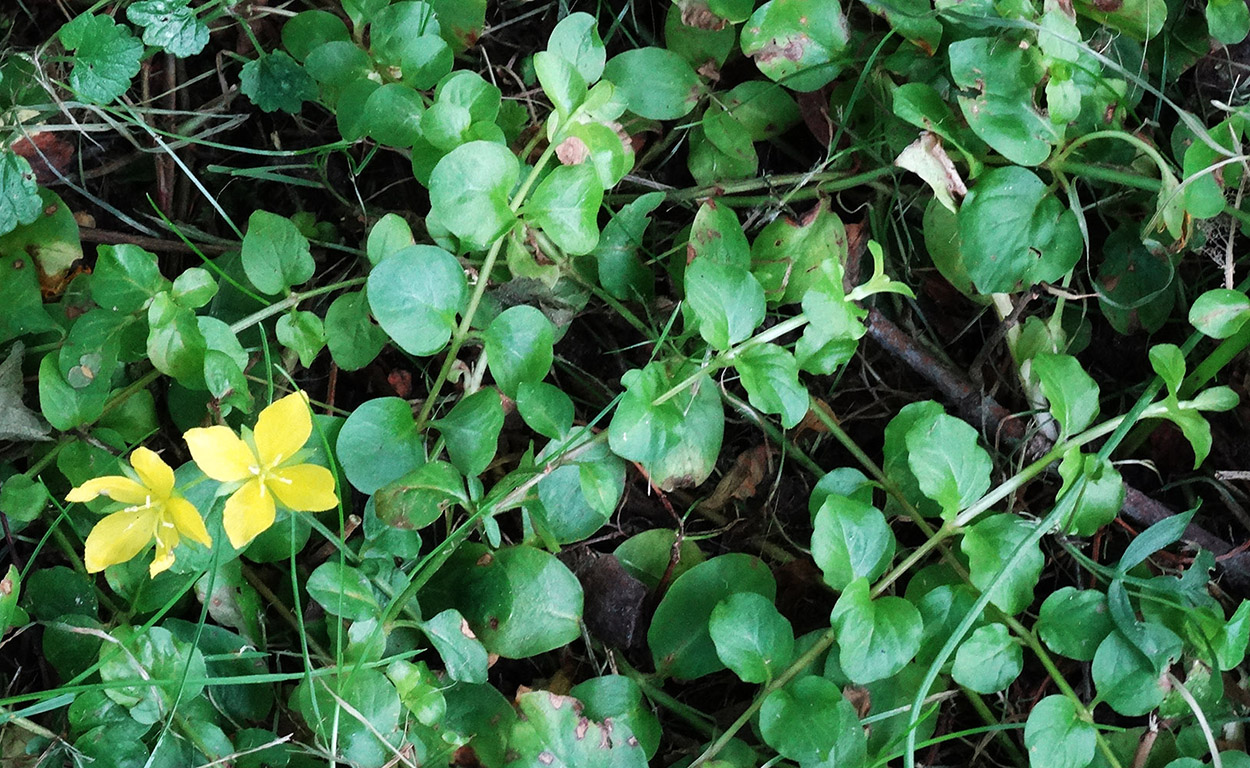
xmin=184 ymin=390 xmax=338 ymax=549
xmin=67 ymin=447 xmax=212 ymax=577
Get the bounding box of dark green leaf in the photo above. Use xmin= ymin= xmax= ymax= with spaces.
xmin=429 ymin=141 xmax=519 ymax=251
xmin=709 ymin=592 xmax=794 ymax=684
xmin=603 ymin=47 xmax=703 ymax=120
xmin=0 ymin=151 xmax=41 ymax=237
xmin=367 ymin=245 xmax=468 ymax=356
xmin=435 ymin=389 xmax=504 ymax=477
xmin=961 ymin=514 xmax=1044 ymax=616
xmin=336 ymin=397 xmax=426 ymax=494
xmin=306 ymin=561 xmax=379 ymax=621
xmin=241 ymin=210 xmax=314 ymax=294
xmin=525 ymin=164 xmax=603 ymax=255
xmin=740 ymin=0 xmax=851 ymax=92
xmin=830 ymin=578 xmax=923 ymax=684
xmin=60 ymin=14 xmax=142 ymax=103
xmin=811 ymin=495 xmax=895 ymax=591
xmin=952 ymin=623 xmax=1022 ymax=693
xmin=1024 ymin=696 xmax=1097 ymax=768
xmin=239 ymin=51 xmax=318 ymax=114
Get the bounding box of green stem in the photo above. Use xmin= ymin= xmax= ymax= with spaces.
xmin=689 ymin=627 xmax=837 ymax=767
xmin=1049 ymin=161 xmax=1163 ymax=191
xmin=655 ymin=166 xmax=898 ymax=204
xmin=413 ymin=141 xmax=560 ymax=432
xmin=617 ymin=658 xmax=717 ymax=738
xmin=227 ymin=277 xmax=366 ymax=335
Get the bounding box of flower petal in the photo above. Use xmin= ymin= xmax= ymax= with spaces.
xmin=267 ymin=463 xmax=339 ymax=512
xmin=166 ymin=496 xmax=212 ymax=548
xmin=129 ymin=447 xmax=175 ymax=499
xmin=222 ymin=479 xmax=276 ymax=549
xmin=185 ymin=426 xmax=256 ymax=483
xmin=84 ymin=507 xmax=156 ymax=573
xmin=149 ymin=519 xmax=180 ymax=577
xmin=254 ymin=391 xmax=313 ymax=468
xmin=67 ymin=475 xmax=148 ymax=505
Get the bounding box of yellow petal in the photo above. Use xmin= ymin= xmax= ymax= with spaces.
xmin=267 ymin=463 xmax=339 ymax=512
xmin=129 ymin=447 xmax=175 ymax=499
xmin=185 ymin=426 xmax=256 ymax=483
xmin=84 ymin=507 xmax=156 ymax=573
xmin=166 ymin=496 xmax=212 ymax=548
xmin=67 ymin=475 xmax=148 ymax=505
xmin=149 ymin=519 xmax=180 ymax=578
xmin=222 ymin=479 xmax=276 ymax=549
xmin=254 ymin=391 xmax=313 ymax=468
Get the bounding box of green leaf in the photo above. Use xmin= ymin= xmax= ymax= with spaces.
xmin=98 ymin=625 xmax=206 ymax=725
xmin=292 ymin=669 xmax=401 ymax=767
xmin=303 ymin=40 xmax=372 ymax=90
xmin=516 ymin=381 xmax=574 ymax=439
xmin=952 ymin=623 xmax=1022 ymax=693
xmin=732 ymin=343 xmax=809 ymax=428
xmin=92 ymin=243 xmax=168 ymax=312
xmin=367 ymin=245 xmax=467 ymax=357
xmin=422 ymin=608 xmax=489 ymax=684
xmin=281 ymin=10 xmax=350 ymax=61
xmin=830 ymin=578 xmax=923 ymax=684
xmin=429 ymin=141 xmax=519 ymax=251
xmin=483 ymin=306 xmax=555 ymax=399
xmin=602 ymin=47 xmax=703 ymax=120
xmin=241 ymin=210 xmax=314 ymax=294
xmin=1091 ymin=630 xmax=1172 ymax=715
xmin=472 ymin=545 xmax=583 ymax=657
xmin=535 ymin=50 xmax=587 ymax=117
xmin=366 ymin=213 xmax=415 ymax=267
xmin=796 ymin=268 xmax=866 ymax=374
xmin=948 ymin=38 xmax=1056 ymax=166
xmin=239 ymin=51 xmax=318 ymax=114
xmin=1116 ymin=509 xmax=1195 ymax=576
xmin=60 ymin=14 xmax=142 ymax=103
xmin=171 ymin=267 xmax=217 ymax=308
xmin=276 ymin=310 xmax=325 ymax=368
xmin=740 ymin=0 xmax=851 ymax=92
xmin=1032 ymin=353 xmax=1100 ymax=437
xmin=812 ymin=495 xmax=896 ymax=591
xmin=525 ymin=164 xmax=603 ymax=255
xmin=1024 ymin=696 xmax=1097 ymax=768
xmin=374 ymin=460 xmax=467 ymax=531
xmin=364 ymin=84 xmax=426 ymax=148
xmin=1056 ymin=450 xmax=1124 ymax=536
xmin=547 ymin=12 xmax=606 ymax=83
xmin=1097 ymin=228 xmax=1175 ymax=334
xmin=1037 ymin=587 xmax=1114 ymax=661
xmin=615 ymin=529 xmax=705 ymax=590
xmin=569 ymin=676 xmax=661 ymax=760
xmin=306 ymin=562 xmax=379 ymax=621
xmin=1189 ymin=288 xmax=1250 ymax=339
xmin=759 ymin=677 xmax=866 ymax=767
xmin=709 ymin=0 xmax=756 ymax=23
xmin=961 ymin=514 xmax=1045 ymax=616
xmin=709 ymin=592 xmax=794 ymax=684
xmin=370 ymin=1 xmax=440 ymax=64
xmin=147 ymin=293 xmax=208 ymax=384
xmin=905 ymin=412 xmax=992 ymax=520
xmin=1074 ymin=0 xmax=1167 ymax=40
xmin=648 ymin=553 xmax=776 ymax=680
xmin=325 ymin=290 xmax=387 ymax=371
xmin=1215 ymin=600 xmax=1250 ymax=671
xmin=0 ymin=152 xmax=42 ymax=237
xmin=126 ymin=0 xmax=209 ymax=57
xmin=0 ymin=565 xmax=28 ymax=636
xmin=751 ymin=197 xmax=848 ymax=305
xmin=594 ymin=192 xmax=661 ymax=302
xmin=1208 ymin=0 xmax=1249 ymax=44
xmin=690 ymin=200 xmax=751 ymax=268
xmin=435 ymin=389 xmax=504 ymax=477
xmin=0 ymin=473 xmax=49 ymax=525
xmin=507 ymin=691 xmax=647 ymax=768
xmin=685 ymin=261 xmax=766 ymax=350
xmin=958 ymin=166 xmax=1082 ymax=293
xmin=336 ymin=397 xmax=426 ymax=494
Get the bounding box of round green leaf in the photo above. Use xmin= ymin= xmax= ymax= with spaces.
xmin=812 ymin=495 xmax=896 ymax=591
xmin=547 ymin=12 xmax=606 ymax=83
xmin=1037 ymin=587 xmax=1114 ymax=661
xmin=830 ymin=578 xmax=923 ymax=684
xmin=1024 ymin=696 xmax=1097 ymax=768
xmin=525 ymin=164 xmax=603 ymax=256
xmin=958 ymin=166 xmax=1082 ymax=294
xmin=367 ymin=244 xmax=467 ymax=356
xmin=336 ymin=397 xmax=426 ymax=494
xmin=241 ymin=210 xmax=314 ymax=295
xmin=482 ymin=306 xmax=552 ymax=400
xmin=648 ymin=553 xmax=776 ymax=680
xmin=1091 ymin=630 xmax=1170 ymax=716
xmin=479 ymin=546 xmax=583 ymax=658
xmin=281 ymin=10 xmax=350 ymax=61
xmin=1189 ymin=288 xmax=1250 ymax=339
xmin=422 ymin=608 xmax=489 ymax=684
xmin=508 ymin=691 xmax=647 ymax=768
xmin=374 ymin=460 xmax=467 ymax=530
xmin=948 ymin=38 xmax=1057 ymax=166
xmin=961 ymin=513 xmax=1044 ymax=616
xmin=364 ymin=83 xmax=426 ymax=147
xmin=759 ymin=677 xmax=866 ymax=766
xmin=952 ymin=623 xmax=1023 ymax=693
xmin=709 ymin=592 xmax=795 ymax=684
xmin=306 ymin=561 xmax=380 ymax=621
xmin=905 ymin=411 xmax=992 ymax=519
xmin=303 ymin=40 xmax=372 ymax=89
xmin=428 ymin=141 xmax=519 ymax=251
xmin=751 ymin=197 xmax=847 ymax=305
xmin=740 ymin=0 xmax=851 ymax=92
xmin=602 ymin=47 xmax=703 ymax=120
xmin=325 ymin=290 xmax=387 ymax=371
xmin=435 ymin=389 xmax=504 ymax=477
xmin=684 ymin=260 xmax=766 ymax=350
xmin=516 ymin=380 xmax=574 ymax=439
xmin=569 ymin=676 xmax=661 ymax=760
